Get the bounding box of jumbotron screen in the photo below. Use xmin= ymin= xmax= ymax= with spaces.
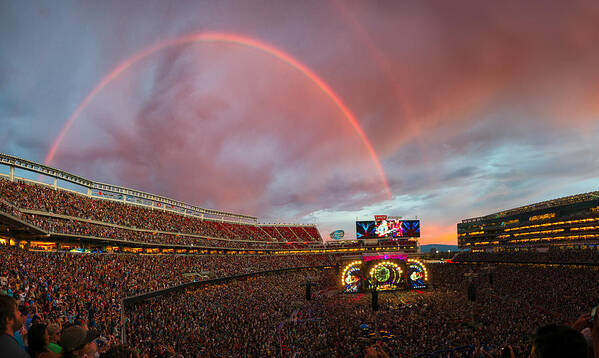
xmin=356 ymin=216 xmax=420 ymax=239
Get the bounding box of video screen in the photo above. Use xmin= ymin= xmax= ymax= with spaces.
xmin=356 ymin=221 xmax=376 ymax=239
xmin=401 ymin=220 xmax=420 ymax=237
xmin=356 ymin=219 xmax=420 ymax=239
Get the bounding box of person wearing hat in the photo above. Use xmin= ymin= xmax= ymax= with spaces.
xmin=60 ymin=325 xmax=99 ymax=358
xmin=0 ymin=294 xmax=30 ymax=358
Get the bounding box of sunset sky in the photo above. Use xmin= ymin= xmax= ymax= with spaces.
xmin=1 ymin=1 xmax=599 ymax=244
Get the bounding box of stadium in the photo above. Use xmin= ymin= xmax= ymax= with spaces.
xmin=457 ymin=192 xmax=599 ymax=251
xmin=2 ymin=156 xmax=599 ymax=358
xmin=0 ymin=154 xmax=433 ymax=356
xmin=2 ymin=3 xmax=599 ymax=358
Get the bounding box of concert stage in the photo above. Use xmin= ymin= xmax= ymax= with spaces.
xmin=340 ymin=252 xmax=428 ymax=293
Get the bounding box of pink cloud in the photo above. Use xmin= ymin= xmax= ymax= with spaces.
xmin=5 ymin=0 xmax=599 ymax=244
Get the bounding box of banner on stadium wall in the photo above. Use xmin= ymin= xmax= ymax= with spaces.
xmin=362 ymin=252 xmax=407 ymax=261
xmin=91 ymin=189 xmax=123 ymax=201
xmin=329 ymin=230 xmax=345 ymax=240
xmin=185 ymin=209 xmax=204 ymax=217
xmin=152 ymin=202 xmax=184 ymax=213
xmin=125 ymin=195 xmax=153 ymax=206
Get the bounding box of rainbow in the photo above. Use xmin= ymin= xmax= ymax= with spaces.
xmin=45 ymin=32 xmax=392 ymax=199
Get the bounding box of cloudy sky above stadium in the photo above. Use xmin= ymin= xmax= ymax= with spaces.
xmin=2 ymin=1 xmax=599 ymax=244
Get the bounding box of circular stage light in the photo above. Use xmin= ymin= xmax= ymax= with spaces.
xmin=368 ymin=261 xmax=403 ymax=291
xmin=341 ymin=261 xmax=363 ymax=293
xmin=375 ymin=266 xmax=390 ymax=282
xmin=406 ymin=259 xmax=428 ymax=289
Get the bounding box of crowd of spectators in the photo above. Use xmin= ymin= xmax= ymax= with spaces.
xmin=428 ymin=263 xmax=599 ymax=352
xmin=22 ymin=214 xmax=289 ymax=249
xmin=453 ymin=247 xmax=599 ymax=265
xmin=0 ymin=178 xmax=324 ymax=248
xmin=0 ymin=245 xmax=336 ymax=355
xmin=2 ymin=245 xmax=599 ymax=357
xmin=123 ymin=263 xmax=599 ymax=357
xmin=0 ymin=178 xmax=413 ymax=251
xmin=126 ymin=271 xmax=323 ymax=357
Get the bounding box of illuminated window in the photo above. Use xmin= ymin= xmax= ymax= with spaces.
xmin=529 ymin=213 xmax=556 ymax=222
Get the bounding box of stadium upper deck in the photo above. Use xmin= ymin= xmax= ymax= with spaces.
xmin=458 ymin=191 xmax=599 ymax=250
xmin=0 ymin=153 xmax=417 ymax=253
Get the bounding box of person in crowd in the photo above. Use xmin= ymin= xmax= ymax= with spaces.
xmin=0 ymin=294 xmax=30 ymax=358
xmin=60 ymin=325 xmax=99 ymax=358
xmin=27 ymin=323 xmax=61 ymax=358
xmin=99 ymin=344 xmax=139 ymax=358
xmin=530 ymin=324 xmax=587 ymax=358
xmin=364 ymin=341 xmax=390 ymax=358
xmin=46 ymin=323 xmax=63 ymax=354
xmin=15 ymin=305 xmax=29 ymax=350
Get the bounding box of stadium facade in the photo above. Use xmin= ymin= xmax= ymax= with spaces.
xmin=458 ymin=192 xmax=599 ymax=251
